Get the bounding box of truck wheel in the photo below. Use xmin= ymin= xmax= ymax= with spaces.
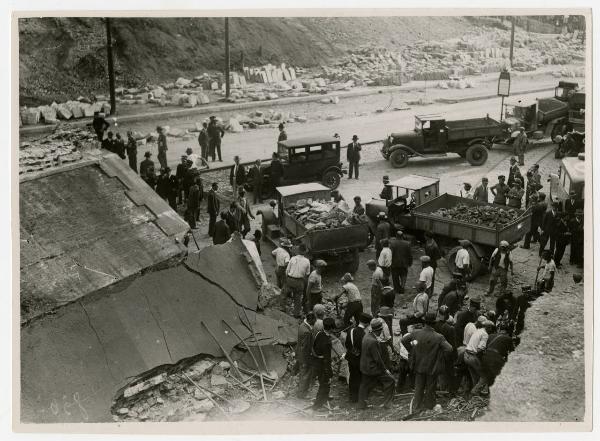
xmin=465 ymin=144 xmax=488 ymax=166
xmin=390 ymin=149 xmax=409 ymax=168
xmin=322 ymin=171 xmax=341 ymax=189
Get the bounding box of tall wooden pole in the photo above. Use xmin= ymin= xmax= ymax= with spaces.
xmin=105 ymin=18 xmax=116 ymax=115
xmin=225 ymin=17 xmax=230 ymax=98
xmin=509 ymin=17 xmax=515 ymax=68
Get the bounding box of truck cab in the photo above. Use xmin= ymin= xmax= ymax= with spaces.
xmin=415 ymin=115 xmax=448 ymax=153
xmin=549 ymin=154 xmax=585 ymax=206
xmin=555 ymin=81 xmax=579 ymax=101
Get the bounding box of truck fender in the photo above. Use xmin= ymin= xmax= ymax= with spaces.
xmin=467 ymin=138 xmax=492 ymax=148
xmin=322 ymin=165 xmax=343 ymax=176
xmin=388 ymin=144 xmax=421 ymax=157
xmin=545 ymin=117 xmax=567 ymax=138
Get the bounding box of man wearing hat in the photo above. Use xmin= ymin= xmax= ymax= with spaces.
xmin=460 ymin=182 xmax=473 ymax=199
xmin=454 ymin=297 xmax=480 ymax=349
xmin=402 ymin=312 xmax=452 ymax=411
xmin=207 ymin=116 xmax=225 ymax=161
xmin=212 ymin=211 xmax=231 ymax=245
xmin=206 ymin=182 xmax=220 ymax=237
xmin=296 ymin=311 xmax=317 ymax=399
xmin=367 ymin=259 xmax=385 ymax=316
xmin=375 ymin=213 xmax=391 ymax=259
xmin=553 ymin=211 xmax=571 ymax=267
xmin=271 ymin=238 xmax=291 ymax=289
xmin=197 ymin=121 xmax=209 ymax=160
xmin=309 ymin=317 xmax=336 ymax=410
xmin=399 ymin=282 xmax=429 ymax=335
xmin=434 ymin=306 xmax=458 ymax=393
xmin=357 ymin=318 xmax=395 ymax=409
xmin=92 ymin=111 xmax=110 ymax=142
xmin=419 ymin=255 xmax=435 ymax=296
xmin=507 ymin=157 xmax=522 ymax=188
xmin=336 ymin=273 xmax=364 ymax=327
xmin=156 ymin=126 xmax=168 ymax=170
xmin=490 ymin=175 xmax=509 ymax=205
xmin=346 ymin=135 xmax=362 ymax=179
xmin=125 ymin=131 xmax=138 ymax=173
xmin=564 ymin=190 xmax=582 ymax=220
xmin=390 ymin=230 xmax=412 ymax=294
xmin=539 ymin=201 xmax=560 ymax=257
xmin=175 ymin=155 xmax=189 ymax=205
xmin=306 ymin=260 xmax=327 ymax=312
xmin=277 ymin=122 xmax=287 ymax=143
xmin=514 ymin=127 xmax=528 ymax=166
xmin=473 ymin=177 xmax=489 ymax=203
xmin=455 ymin=240 xmax=471 ymax=278
xmin=345 ymin=312 xmax=372 ymax=403
xmin=487 ymin=240 xmax=514 ymax=296
xmin=507 ymin=179 xmax=524 ymax=209
xmin=380 ymin=176 xmax=393 ymax=201
xmin=522 ymin=192 xmax=547 ymax=249
xmin=286 ymin=244 xmax=311 ymax=318
xmin=186 ymin=177 xmax=202 ymax=229
xmin=139 ymin=151 xmax=156 ymax=189
xmin=569 ymin=209 xmax=584 ymax=267
xmin=229 ymin=155 xmax=247 ymax=198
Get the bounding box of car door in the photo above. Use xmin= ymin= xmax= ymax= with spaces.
xmin=422 ymin=120 xmax=447 ymax=153
xmin=283 ymin=147 xmax=307 ymax=183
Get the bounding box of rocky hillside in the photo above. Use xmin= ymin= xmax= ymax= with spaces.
xmin=18 ymin=16 xmax=571 ymax=105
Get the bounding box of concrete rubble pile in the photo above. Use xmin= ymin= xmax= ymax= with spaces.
xmin=20 ymin=99 xmax=112 ymax=126
xmin=18 ymin=126 xmax=97 ymax=174
xmin=431 ymin=203 xmax=523 ymax=228
xmin=286 ymin=198 xmax=368 ymax=230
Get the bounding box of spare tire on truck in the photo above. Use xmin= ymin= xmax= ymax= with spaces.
xmin=465 ymin=143 xmax=488 ymax=166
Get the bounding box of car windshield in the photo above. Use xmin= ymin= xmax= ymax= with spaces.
xmin=414 ymin=118 xmax=423 ymax=133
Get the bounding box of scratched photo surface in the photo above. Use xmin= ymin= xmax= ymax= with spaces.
xmin=15 ymin=11 xmax=591 ymax=431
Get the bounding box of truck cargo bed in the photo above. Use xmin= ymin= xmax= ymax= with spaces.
xmin=445 ymin=117 xmax=503 ymax=142
xmin=412 ymin=193 xmax=531 ymax=247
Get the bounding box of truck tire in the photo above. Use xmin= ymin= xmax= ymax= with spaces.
xmin=446 ymin=246 xmax=483 ymax=281
xmin=322 ymin=170 xmax=341 ymax=189
xmin=465 ymin=144 xmax=488 ymax=166
xmin=390 ymin=149 xmax=409 ymax=168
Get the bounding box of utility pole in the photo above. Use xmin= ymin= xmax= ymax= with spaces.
xmin=105 ymin=17 xmax=116 ymax=115
xmin=225 ymin=17 xmax=230 ymax=98
xmin=509 ymin=16 xmax=515 ymax=68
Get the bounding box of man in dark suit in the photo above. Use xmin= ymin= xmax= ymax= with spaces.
xmin=522 ymin=192 xmax=548 ymax=249
xmin=402 ymin=312 xmax=452 ymax=412
xmin=569 ymin=209 xmax=584 ymax=267
xmin=310 ymin=317 xmax=335 ymax=410
xmin=345 ymin=313 xmax=372 ymax=403
xmin=212 ymin=212 xmax=231 ymax=245
xmin=207 ymin=182 xmax=220 ymax=237
xmin=507 ymin=157 xmax=522 ymax=188
xmin=389 ymin=230 xmax=412 ymax=294
xmin=347 ymin=134 xmax=362 ymax=179
xmin=358 ymin=318 xmax=395 ymax=409
xmin=229 ymin=155 xmax=246 ymax=198
xmin=539 ymin=201 xmax=560 ymax=257
xmin=296 ymin=312 xmax=317 ymax=399
xmin=269 ymin=152 xmax=284 ymax=189
xmin=563 ymin=191 xmax=582 ymax=219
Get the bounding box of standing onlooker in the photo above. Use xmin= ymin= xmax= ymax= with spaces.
xmin=377 ymin=238 xmax=392 ymax=284
xmin=237 ymin=188 xmax=255 ymax=238
xmin=569 ymin=209 xmax=584 ymax=267
xmin=487 ymin=241 xmax=513 ymax=296
xmin=507 ymin=180 xmax=525 ymax=209
xmin=460 ymin=183 xmax=473 ymax=199
xmin=166 ymin=168 xmax=178 ymax=210
xmin=537 ymin=250 xmax=556 ymax=293
xmin=198 ymin=122 xmax=209 ymax=160
xmin=507 ymin=157 xmax=522 ymax=188
xmin=402 ymin=312 xmax=452 ymax=411
xmin=472 ymin=177 xmax=489 ymax=203
xmin=345 ymin=313 xmax=371 ymax=403
xmin=186 ymin=178 xmax=202 ymax=229
xmin=306 ymin=260 xmax=327 ymax=312
xmin=513 ymin=127 xmax=528 ymax=166
xmin=155 ymin=168 xmax=170 ymax=200
xmin=454 ymin=297 xmax=480 ymax=347
xmin=126 ymin=131 xmax=138 ymax=173
xmin=375 ymin=213 xmax=391 ymax=259
xmin=522 ymin=192 xmax=547 ymax=249
xmin=139 ymin=151 xmax=156 ymax=189
xmin=102 ymin=131 xmax=116 ymax=152
xmin=269 ymin=152 xmax=284 ymax=189
xmin=206 ymin=182 xmax=220 ymax=237
xmin=367 ymin=259 xmax=385 ymax=317
xmin=564 ymin=191 xmax=582 ymax=219
xmin=389 ymin=230 xmax=412 ymax=294
xmin=256 ymin=200 xmax=278 ymax=240
xmin=357 ymin=319 xmax=395 ymax=409
xmin=309 ymin=318 xmax=336 ymax=410
xmin=491 ymin=175 xmax=509 ymax=205
xmin=277 ymin=123 xmax=287 ymax=143
xmin=271 ymin=238 xmax=291 ymax=289
xmin=539 ymin=201 xmax=560 ymax=257
xmin=454 ymin=240 xmax=471 ymax=279
xmin=208 ymin=116 xmax=225 ymax=162
xmin=335 ymin=273 xmax=363 ymax=327
xmin=296 ymin=312 xmax=316 ymax=399
xmin=463 ymin=318 xmax=490 ymax=395
xmin=553 ymin=212 xmax=571 ymax=267
xmin=399 ymin=282 xmax=429 ymax=335
xmin=156 ymin=126 xmax=168 ymax=170
xmin=419 ymin=256 xmax=435 ymax=296
xmin=346 ymin=135 xmax=361 ymax=180
xmin=175 ymin=155 xmax=188 ymax=205
xmin=285 ymin=244 xmax=311 ymax=318
xmin=225 ymin=201 xmax=241 ymax=234
xmin=230 ymin=156 xmax=246 ymax=198
xmin=248 ymin=159 xmax=263 ymax=204
xmin=213 ymin=212 xmax=231 ymax=245
xmin=114 ymin=133 xmax=126 ymax=159
xmin=92 ymin=111 xmax=110 ymax=142
xmin=423 ymin=231 xmax=441 ymax=294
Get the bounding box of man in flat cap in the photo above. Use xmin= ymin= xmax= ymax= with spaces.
xmin=380 ymin=175 xmax=393 ymax=201
xmin=419 ymin=255 xmax=435 ymax=296
xmin=507 ymin=157 xmax=522 ymax=188
xmin=513 ymin=126 xmax=528 ymax=166
xmin=306 ymin=260 xmax=327 ymax=312
xmin=491 ymin=175 xmax=509 ymax=205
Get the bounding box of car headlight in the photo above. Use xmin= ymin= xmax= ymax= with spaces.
xmin=554 ymin=135 xmax=563 ymax=143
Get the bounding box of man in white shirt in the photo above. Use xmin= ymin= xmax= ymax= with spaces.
xmin=460 ymin=182 xmax=474 ymax=199
xmin=378 ymin=238 xmax=392 ymax=282
xmin=367 ymin=259 xmax=385 ymax=316
xmin=455 ymin=240 xmax=471 ymax=278
xmin=271 ymin=238 xmax=291 ymax=289
xmin=487 ymin=240 xmax=514 ymax=296
xmin=286 ymin=244 xmax=311 ymax=317
xmin=463 ymin=317 xmax=489 ymax=392
xmin=306 ymin=260 xmax=327 ymax=312
xmin=419 ymin=255 xmax=435 ymax=296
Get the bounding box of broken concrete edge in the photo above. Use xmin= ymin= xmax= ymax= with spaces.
xmin=19 ymin=84 xmax=557 ymax=137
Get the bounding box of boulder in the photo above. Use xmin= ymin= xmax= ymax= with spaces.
xmin=151 ymin=87 xmax=166 ymax=98
xmin=39 ymin=106 xmax=57 ymax=124
xmin=175 ymin=77 xmax=192 ymax=87
xmin=20 ymin=108 xmax=40 ymax=125
xmin=199 ymin=94 xmax=210 ymax=104
xmin=257 ymin=283 xmax=282 ymax=310
xmin=56 ymin=104 xmax=73 ymax=120
xmin=267 ymin=93 xmax=278 ymax=100
xmin=210 ymin=374 xmax=229 ymax=387
xmin=227 ymin=118 xmax=243 ymax=133
xmin=81 ymin=103 xmax=95 ymax=117
xmin=295 ymin=116 xmax=307 ymax=123
xmin=66 ymin=101 xmax=84 ymax=118
xmin=210 ymin=81 xmax=219 ymax=90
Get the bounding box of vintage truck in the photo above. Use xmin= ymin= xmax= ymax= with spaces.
xmin=381 ymin=114 xmax=504 ymax=168
xmin=276 ymin=183 xmax=370 ymax=273
xmin=549 ymin=153 xmax=585 ymax=206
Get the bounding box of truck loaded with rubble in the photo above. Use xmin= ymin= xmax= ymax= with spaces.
xmin=276 ymin=183 xmax=369 ymax=272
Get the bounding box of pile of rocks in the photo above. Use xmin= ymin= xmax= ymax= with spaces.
xmin=243 ymin=63 xmax=298 ymax=84
xmin=20 ymin=99 xmax=112 ymax=126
